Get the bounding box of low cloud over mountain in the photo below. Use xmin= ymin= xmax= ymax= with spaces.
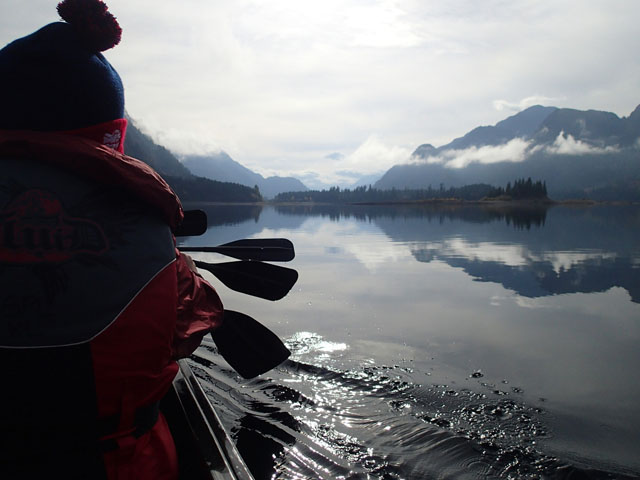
xmin=375 ymin=104 xmax=640 ymax=200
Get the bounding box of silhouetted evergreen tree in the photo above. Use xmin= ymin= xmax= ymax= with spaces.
xmin=508 ymin=177 xmax=547 ymax=199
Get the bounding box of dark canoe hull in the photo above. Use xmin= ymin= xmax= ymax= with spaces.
xmin=161 ymin=359 xmax=254 ymax=480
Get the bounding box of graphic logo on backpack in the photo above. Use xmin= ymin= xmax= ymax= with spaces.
xmin=0 ymin=189 xmax=109 ymax=263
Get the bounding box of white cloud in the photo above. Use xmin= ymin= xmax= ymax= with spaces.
xmin=493 ymin=95 xmax=565 ymax=112
xmin=342 ymin=1 xmax=425 ymax=48
xmin=545 ymin=132 xmax=620 ymax=156
xmin=515 ymin=297 xmax=561 ymax=309
xmin=345 ymin=238 xmax=414 ymax=272
xmin=413 ymin=238 xmax=618 ymax=276
xmin=1 ymin=0 xmax=639 ymax=185
xmin=530 ymin=251 xmax=617 ymax=275
xmin=344 ymin=136 xmax=412 ymax=173
xmin=409 ymin=128 xmax=624 ymax=169
xmin=266 ymin=135 xmax=412 ymax=189
xmin=414 ymin=138 xmax=533 ymax=169
xmin=420 ymin=239 xmax=529 ymax=268
xmin=133 ymin=118 xmax=225 ymax=157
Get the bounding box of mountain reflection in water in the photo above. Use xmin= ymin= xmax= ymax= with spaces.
xmin=180 ymin=203 xmax=640 ymax=479
xmin=271 ymin=204 xmax=639 ymax=303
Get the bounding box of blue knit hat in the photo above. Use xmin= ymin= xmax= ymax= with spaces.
xmin=0 ymin=0 xmax=124 ymax=131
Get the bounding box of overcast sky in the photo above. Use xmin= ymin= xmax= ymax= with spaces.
xmin=1 ymin=1 xmax=639 ymax=188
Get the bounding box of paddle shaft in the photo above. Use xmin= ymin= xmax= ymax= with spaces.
xmin=179 ymin=238 xmax=295 ymax=262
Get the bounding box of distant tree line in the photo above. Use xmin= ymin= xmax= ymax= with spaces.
xmin=274 ymin=183 xmax=495 ymax=203
xmin=274 ymin=179 xmax=548 ymax=204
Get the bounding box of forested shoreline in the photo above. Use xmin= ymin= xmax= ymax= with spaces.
xmin=273 ymin=178 xmax=551 ymax=204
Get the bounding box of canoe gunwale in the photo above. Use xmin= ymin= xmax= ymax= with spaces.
xmin=162 ymin=359 xmax=254 ymax=480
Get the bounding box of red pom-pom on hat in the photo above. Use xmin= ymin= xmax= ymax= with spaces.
xmin=57 ymin=0 xmax=122 ymax=52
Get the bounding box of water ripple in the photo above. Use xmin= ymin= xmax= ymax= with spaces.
xmin=190 ymin=340 xmax=640 ymax=480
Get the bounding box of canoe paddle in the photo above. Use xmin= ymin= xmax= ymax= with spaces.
xmin=211 ymin=310 xmax=291 ymax=379
xmin=195 ymin=260 xmax=298 ymax=301
xmin=180 ymin=238 xmax=295 ymax=262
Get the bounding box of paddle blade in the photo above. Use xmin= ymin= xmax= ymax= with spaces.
xmin=174 ymin=210 xmax=208 ymax=237
xmin=211 ymin=310 xmax=291 ymax=379
xmin=195 ymin=260 xmax=298 ymax=301
xmin=216 ymin=238 xmax=295 ymax=262
xmin=181 ymin=238 xmax=295 ymax=262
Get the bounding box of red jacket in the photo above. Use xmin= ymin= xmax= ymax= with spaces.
xmin=0 ymin=131 xmax=223 ymax=479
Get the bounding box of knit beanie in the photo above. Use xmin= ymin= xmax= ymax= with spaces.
xmin=0 ymin=0 xmax=124 ymax=135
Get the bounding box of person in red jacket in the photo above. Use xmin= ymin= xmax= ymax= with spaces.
xmin=0 ymin=1 xmax=223 ymax=478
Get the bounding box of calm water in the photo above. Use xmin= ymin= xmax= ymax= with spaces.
xmin=178 ymin=203 xmax=640 ymax=480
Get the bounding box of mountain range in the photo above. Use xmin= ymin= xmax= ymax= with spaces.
xmin=123 ymin=119 xmax=305 ymax=200
xmin=375 ymin=104 xmax=640 ymax=200
xmin=123 ymin=119 xmax=261 ymax=202
xmin=125 ymin=103 xmax=640 ymax=202
xmin=182 ymin=154 xmax=307 ymax=199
